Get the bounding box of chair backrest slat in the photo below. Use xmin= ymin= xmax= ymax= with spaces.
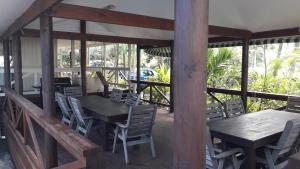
xmin=64 ymin=86 xmax=82 ymax=98
xmin=110 ymin=88 xmax=124 ymax=103
xmin=272 ymin=118 xmax=300 ymax=162
xmin=68 ymin=97 xmax=86 ymax=126
xmin=56 ymin=92 xmax=72 ymax=118
xmin=207 ymin=103 xmax=225 ymax=121
xmin=206 ymin=127 xmax=219 ymax=169
xmin=286 ymin=97 xmax=300 ymax=113
xmin=125 ymin=93 xmax=140 ymax=107
xmin=225 ymin=99 xmax=245 ymax=118
xmin=126 ymin=104 xmax=157 ymax=138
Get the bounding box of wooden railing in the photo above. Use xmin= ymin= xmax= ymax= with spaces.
xmin=207 ymin=87 xmax=290 ymax=101
xmin=131 ymin=80 xmax=171 ymax=107
xmin=2 ymin=88 xmax=104 ymax=169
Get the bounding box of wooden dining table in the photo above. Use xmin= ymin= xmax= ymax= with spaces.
xmin=80 ymin=95 xmax=130 ymax=150
xmin=208 ymin=110 xmax=300 ymax=169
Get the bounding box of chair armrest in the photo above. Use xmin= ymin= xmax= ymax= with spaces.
xmin=265 ymin=144 xmax=281 ymax=150
xmin=83 ymin=116 xmax=94 ymax=120
xmin=115 ymin=122 xmax=127 ymax=128
xmin=213 ymin=148 xmax=244 ymax=159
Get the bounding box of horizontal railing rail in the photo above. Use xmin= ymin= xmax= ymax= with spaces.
xmin=2 ymin=88 xmax=104 ymax=169
xmin=207 ymin=87 xmax=292 ymax=101
xmin=131 ymin=80 xmax=171 ymax=107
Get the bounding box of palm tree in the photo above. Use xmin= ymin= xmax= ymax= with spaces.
xmin=207 ymin=48 xmax=234 ymax=87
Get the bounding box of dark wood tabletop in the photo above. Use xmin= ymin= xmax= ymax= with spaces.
xmin=208 ymin=110 xmax=300 ymax=169
xmin=80 ymin=95 xmax=129 ymax=122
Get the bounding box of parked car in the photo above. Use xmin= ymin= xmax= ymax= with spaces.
xmin=130 ymin=68 xmax=157 ymax=81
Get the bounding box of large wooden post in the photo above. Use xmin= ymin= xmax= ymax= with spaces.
xmin=40 ymin=14 xmax=58 ymax=169
xmin=241 ymin=40 xmax=249 ymax=112
xmin=136 ymin=45 xmax=141 ymax=93
xmin=3 ymin=40 xmax=11 ymax=88
xmin=11 ymin=32 xmax=23 ymax=95
xmin=80 ymin=20 xmax=87 ymax=96
xmin=173 ymin=0 xmax=208 ymax=169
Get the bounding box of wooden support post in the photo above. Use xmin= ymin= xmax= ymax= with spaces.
xmin=241 ymin=40 xmax=249 ymax=112
xmin=40 ymin=14 xmax=57 ymax=169
xmin=136 ymin=45 xmax=141 ymax=93
xmin=12 ymin=32 xmax=23 ymax=95
xmin=3 ymin=40 xmax=11 ymax=88
xmin=80 ymin=20 xmax=87 ymax=96
xmin=170 ymin=41 xmax=174 ymax=113
xmin=173 ymin=0 xmax=208 ymax=169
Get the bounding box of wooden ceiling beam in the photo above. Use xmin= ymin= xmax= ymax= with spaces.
xmin=0 ymin=0 xmax=63 ymax=40
xmin=252 ymin=28 xmax=300 ymax=39
xmin=50 ymin=3 xmax=174 ymax=31
xmin=49 ymin=3 xmax=252 ymax=38
xmin=22 ymin=29 xmax=172 ymax=46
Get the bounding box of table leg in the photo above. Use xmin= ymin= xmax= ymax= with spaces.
xmin=243 ymin=147 xmax=256 ymax=169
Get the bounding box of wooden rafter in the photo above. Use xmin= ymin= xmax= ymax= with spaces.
xmin=0 ymin=0 xmax=63 ymax=40
xmin=22 ymin=29 xmax=172 ymax=46
xmin=49 ymin=3 xmax=252 ymax=38
xmin=252 ymin=27 xmax=300 ymax=39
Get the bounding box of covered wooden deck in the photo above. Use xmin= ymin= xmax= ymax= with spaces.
xmin=1 ymin=0 xmax=300 ymax=169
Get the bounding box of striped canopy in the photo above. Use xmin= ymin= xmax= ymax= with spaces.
xmin=144 ymin=47 xmax=172 ymax=57
xmin=143 ymin=36 xmax=300 ymax=55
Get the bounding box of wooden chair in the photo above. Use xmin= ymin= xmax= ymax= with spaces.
xmin=110 ymin=88 xmax=124 ymax=103
xmin=256 ymin=118 xmax=300 ymax=169
xmin=64 ymin=86 xmax=82 ymax=98
xmin=206 ymin=127 xmax=245 ymax=169
xmin=207 ymin=102 xmax=225 ymax=122
xmin=124 ymin=92 xmax=140 ymax=107
xmin=55 ymin=92 xmax=75 ymax=127
xmin=68 ymin=97 xmax=94 ymax=137
xmin=286 ymin=97 xmax=300 ymax=113
xmin=112 ymin=104 xmax=157 ymax=164
xmin=224 ymin=99 xmax=245 ymax=118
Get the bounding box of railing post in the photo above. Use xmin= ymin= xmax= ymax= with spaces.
xmin=170 ymin=41 xmax=174 ymax=113
xmin=80 ymin=20 xmax=87 ymax=96
xmin=241 ymin=39 xmax=249 ymax=112
xmin=150 ymin=85 xmax=153 ymax=103
xmin=40 ymin=14 xmax=58 ymax=168
xmin=3 ymin=39 xmax=11 ymax=89
xmin=12 ymin=32 xmax=23 ymax=95
xmin=136 ymin=45 xmax=141 ymax=94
